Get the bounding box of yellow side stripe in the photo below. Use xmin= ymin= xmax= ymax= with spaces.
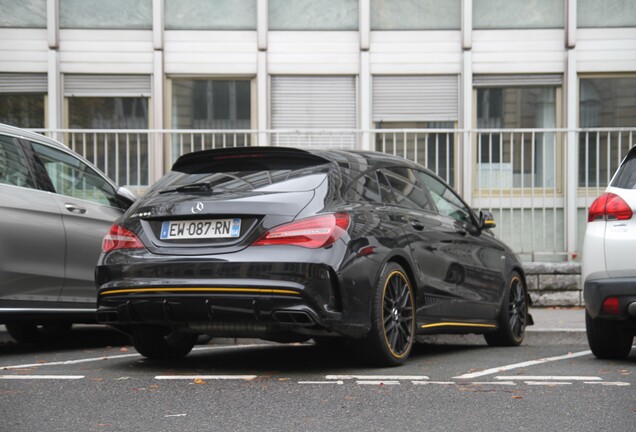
xmin=99 ymin=287 xmax=300 ymax=296
xmin=421 ymin=322 xmax=496 ymax=329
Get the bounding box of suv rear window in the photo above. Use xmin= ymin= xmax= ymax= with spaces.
xmin=611 ymin=148 xmax=636 ymax=189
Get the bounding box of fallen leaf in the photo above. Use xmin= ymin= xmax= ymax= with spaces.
xmin=193 ymin=378 xmax=206 ymax=385
xmin=513 ymin=395 xmax=523 ymax=400
xmin=119 ymin=347 xmax=129 ymax=353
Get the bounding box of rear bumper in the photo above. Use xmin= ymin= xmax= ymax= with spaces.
xmin=584 ymin=277 xmax=636 ymax=323
xmin=95 ymin=259 xmax=370 ymax=339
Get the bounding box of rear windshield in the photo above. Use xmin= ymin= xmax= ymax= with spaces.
xmin=148 ymin=157 xmax=331 ymax=195
xmin=611 ymin=150 xmax=636 ymax=189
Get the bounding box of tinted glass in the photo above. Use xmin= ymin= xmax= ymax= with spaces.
xmin=152 ymin=155 xmax=331 ymax=195
xmin=0 ymin=135 xmax=34 ymax=188
xmin=31 ymin=143 xmax=118 ymax=207
xmin=418 ymin=171 xmax=474 ymax=224
xmin=611 ymin=150 xmax=636 ymax=190
xmin=383 ymin=167 xmax=433 ymax=211
xmin=345 ymin=171 xmax=382 ymax=204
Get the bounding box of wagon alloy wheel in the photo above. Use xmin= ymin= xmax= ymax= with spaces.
xmin=361 ymin=263 xmax=416 ymax=367
xmin=508 ymin=276 xmax=527 ymax=340
xmin=383 ymin=272 xmax=414 ymax=357
xmin=485 ymin=271 xmax=528 ymax=347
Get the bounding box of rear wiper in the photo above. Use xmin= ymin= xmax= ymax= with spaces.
xmin=158 ymin=181 xmax=214 ymax=194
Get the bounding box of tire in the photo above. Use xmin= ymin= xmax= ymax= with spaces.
xmin=5 ymin=322 xmax=72 ymax=344
xmin=585 ymin=311 xmax=633 ymax=360
xmin=359 ymin=262 xmax=416 ymax=367
xmin=485 ymin=271 xmax=528 ymax=347
xmin=130 ymin=325 xmax=197 ymax=360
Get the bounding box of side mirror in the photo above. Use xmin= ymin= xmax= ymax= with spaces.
xmin=116 ymin=186 xmax=139 ymax=210
xmin=479 ymin=210 xmax=496 ymax=230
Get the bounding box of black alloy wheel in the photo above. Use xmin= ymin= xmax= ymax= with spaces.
xmin=485 ymin=271 xmax=527 ymax=346
xmin=362 ymin=262 xmax=415 ymax=366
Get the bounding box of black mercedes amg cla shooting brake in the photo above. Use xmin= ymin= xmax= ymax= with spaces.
xmin=95 ymin=147 xmax=531 ymax=366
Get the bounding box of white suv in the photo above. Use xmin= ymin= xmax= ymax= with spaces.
xmin=582 ymin=146 xmax=636 ymax=359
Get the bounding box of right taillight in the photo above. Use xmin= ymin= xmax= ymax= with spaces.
xmin=587 ymin=192 xmax=633 ymax=222
xmin=252 ymin=213 xmax=350 ymax=249
xmin=102 ymin=224 xmax=145 ymax=253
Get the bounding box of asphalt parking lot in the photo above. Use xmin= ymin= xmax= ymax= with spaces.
xmin=0 ymin=309 xmax=634 ymax=431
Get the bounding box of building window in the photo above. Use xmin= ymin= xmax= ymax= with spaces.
xmin=0 ymin=0 xmax=46 ymax=28
xmin=578 ymin=0 xmax=636 ymax=28
xmin=579 ymin=77 xmax=636 ymax=187
xmin=60 ymin=0 xmax=152 ymax=30
xmin=476 ymin=86 xmax=559 ymax=189
xmin=165 ymin=0 xmax=256 ymax=30
xmin=375 ymin=122 xmax=456 ymax=187
xmin=474 ymin=0 xmax=564 ymax=29
xmin=171 ymin=79 xmax=252 ymax=159
xmin=373 ymin=75 xmax=459 ymax=185
xmin=67 ymin=97 xmax=149 ymax=187
xmin=269 ymin=0 xmax=358 ymax=31
xmin=172 ymin=79 xmax=251 ymax=129
xmin=0 ymin=94 xmax=45 ymax=128
xmin=371 ymin=0 xmax=460 ymax=30
xmin=0 ymin=73 xmax=47 ymax=128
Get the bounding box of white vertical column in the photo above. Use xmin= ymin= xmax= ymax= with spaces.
xmin=461 ymin=0 xmax=473 ymax=201
xmin=47 ymin=0 xmax=60 ymax=137
xmin=565 ymin=0 xmax=578 ymax=259
xmin=359 ymin=0 xmax=371 ymax=150
xmin=47 ymin=51 xmax=61 ymax=138
xmin=257 ymin=0 xmax=268 ymax=146
xmin=152 ymin=0 xmax=165 ymax=180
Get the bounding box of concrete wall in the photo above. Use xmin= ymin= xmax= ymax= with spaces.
xmin=525 ymin=262 xmax=583 ymax=307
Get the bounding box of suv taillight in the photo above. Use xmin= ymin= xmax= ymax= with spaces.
xmin=587 ymin=193 xmax=633 ymax=222
xmin=102 ymin=224 xmax=145 ymax=253
xmin=252 ymin=213 xmax=350 ymax=248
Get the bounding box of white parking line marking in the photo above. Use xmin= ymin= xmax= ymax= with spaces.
xmin=525 ymin=381 xmax=572 ymax=386
xmin=584 ymin=381 xmax=631 ymax=386
xmin=356 ymin=380 xmax=400 ymax=385
xmin=155 ymin=375 xmax=257 ymax=381
xmin=453 ymin=350 xmax=592 ymax=379
xmin=412 ymin=381 xmax=455 ymax=385
xmin=298 ymin=381 xmax=344 ymax=385
xmin=0 ymin=344 xmax=268 ymax=371
xmin=326 ymin=375 xmax=429 ymax=381
xmin=0 ymin=375 xmax=85 ymax=380
xmin=469 ymin=381 xmax=516 ymax=386
xmin=496 ymin=376 xmax=602 ymax=381
xmin=0 ymin=353 xmax=141 ymax=370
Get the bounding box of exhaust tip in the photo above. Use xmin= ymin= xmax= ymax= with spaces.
xmin=273 ymin=310 xmax=315 ymax=326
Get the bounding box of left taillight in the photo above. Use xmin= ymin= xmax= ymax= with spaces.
xmin=102 ymin=224 xmax=145 ymax=253
xmin=252 ymin=213 xmax=350 ymax=249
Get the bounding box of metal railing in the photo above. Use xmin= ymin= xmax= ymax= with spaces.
xmin=31 ymin=127 xmax=636 ymax=262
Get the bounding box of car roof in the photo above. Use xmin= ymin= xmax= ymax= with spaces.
xmin=0 ymin=122 xmax=69 ymax=151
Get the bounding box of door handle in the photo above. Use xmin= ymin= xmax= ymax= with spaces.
xmin=65 ymin=203 xmax=87 ymax=214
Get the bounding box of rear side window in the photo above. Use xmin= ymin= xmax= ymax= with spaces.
xmin=383 ymin=166 xmax=433 ymax=211
xmin=344 ymin=171 xmax=382 ymax=203
xmin=0 ymin=135 xmax=34 ymax=188
xmin=611 ymin=149 xmax=636 ymax=189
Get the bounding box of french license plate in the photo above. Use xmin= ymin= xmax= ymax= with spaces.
xmin=160 ymin=218 xmax=241 ymax=240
